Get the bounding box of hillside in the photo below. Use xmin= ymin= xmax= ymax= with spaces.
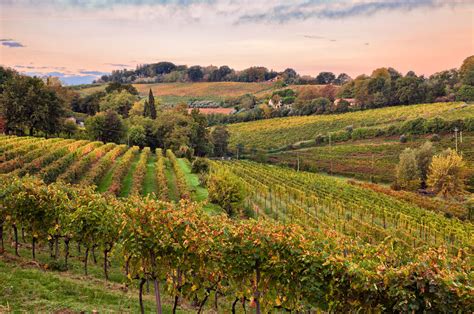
xmin=228 ymin=102 xmax=474 ymax=150
xmin=266 ymin=134 xmax=474 ymax=186
xmin=75 ymin=82 xmax=329 ymax=105
xmin=1 ymin=134 xmax=472 ymax=311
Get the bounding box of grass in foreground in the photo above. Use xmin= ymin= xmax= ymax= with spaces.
xmin=0 ymin=244 xmax=187 ymax=313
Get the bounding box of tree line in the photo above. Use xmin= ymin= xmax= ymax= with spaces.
xmin=207 ymin=55 xmax=474 ymax=125
xmin=97 ymin=61 xmax=352 ymax=85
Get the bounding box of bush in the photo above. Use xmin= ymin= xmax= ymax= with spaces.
xmin=430 ymin=134 xmax=440 ymax=142
xmin=424 ymin=117 xmax=448 ymax=133
xmin=427 ymin=149 xmax=467 ymax=199
xmin=330 ymin=130 xmax=351 ymax=142
xmin=191 ymin=157 xmax=210 ymax=174
xmin=399 ymin=134 xmax=408 ymax=143
xmin=315 ymin=134 xmax=327 ymax=145
xmin=401 ymin=118 xmax=427 ymax=135
xmin=208 ymin=169 xmax=247 ymax=217
xmin=351 ymin=127 xmax=380 ymax=141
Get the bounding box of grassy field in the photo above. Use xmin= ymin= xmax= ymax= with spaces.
xmin=228 ymin=102 xmax=474 ymax=150
xmin=0 ymin=245 xmax=186 ymax=313
xmin=77 ymin=81 xmax=277 ymax=104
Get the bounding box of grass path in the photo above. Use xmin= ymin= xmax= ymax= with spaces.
xmin=96 ymin=155 xmax=123 ymax=193
xmin=176 ymin=158 xmax=221 ymax=214
xmin=164 ymin=158 xmax=179 ymax=202
xmin=143 ymin=154 xmax=158 ymax=196
xmin=119 ymin=153 xmax=140 ymax=198
xmin=176 ymin=158 xmax=208 ymax=202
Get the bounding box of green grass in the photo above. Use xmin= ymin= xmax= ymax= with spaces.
xmin=96 ymin=155 xmax=123 ymax=193
xmin=119 ymin=153 xmax=140 ymax=197
xmin=143 ymin=154 xmax=158 ymax=196
xmin=177 ymin=158 xmax=208 ymax=202
xmin=0 ymin=244 xmax=188 ymax=313
xmin=164 ymin=158 xmax=179 ymax=202
xmin=176 ymin=158 xmax=222 ymax=215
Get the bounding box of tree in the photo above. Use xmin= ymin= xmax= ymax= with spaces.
xmin=128 ymin=125 xmax=147 ymax=147
xmin=415 ymin=141 xmax=434 ymax=186
xmin=190 ymin=109 xmax=212 ymax=156
xmin=149 ymin=89 xmax=157 ymax=119
xmin=211 ymin=125 xmax=229 ymax=157
xmin=0 ymin=74 xmax=66 ymax=135
xmin=459 ymin=55 xmax=474 ymax=86
xmin=334 ymin=73 xmax=352 ymax=85
xmin=188 ymin=66 xmax=204 ymax=82
xmin=62 ymin=119 xmax=78 ymax=138
xmin=456 ymin=85 xmax=474 ymax=102
xmin=207 ymin=169 xmax=246 ymax=217
xmin=105 ymin=82 xmax=138 ymax=95
xmin=427 ymin=149 xmax=467 ymax=199
xmin=99 ymin=90 xmax=137 ymax=118
xmin=315 ymin=72 xmax=336 ymax=84
xmin=86 ymin=110 xmax=126 ymax=144
xmin=396 ymin=148 xmax=421 ymax=191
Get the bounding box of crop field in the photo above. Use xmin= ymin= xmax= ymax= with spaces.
xmin=228 ymin=102 xmax=474 ymax=150
xmin=0 ymin=136 xmax=198 ymax=203
xmin=267 ymin=134 xmax=474 ymax=184
xmin=214 ymin=160 xmax=473 ymax=254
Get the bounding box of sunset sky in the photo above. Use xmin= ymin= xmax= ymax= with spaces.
xmin=1 ymin=0 xmax=473 ymax=85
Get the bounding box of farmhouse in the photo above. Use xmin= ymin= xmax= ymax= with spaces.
xmin=334 ymin=98 xmax=357 ymax=107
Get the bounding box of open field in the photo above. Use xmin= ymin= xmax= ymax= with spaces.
xmin=228 ymin=102 xmax=474 ymax=150
xmin=77 ymin=81 xmax=277 ymax=104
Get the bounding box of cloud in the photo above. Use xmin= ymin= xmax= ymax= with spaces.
xmin=105 ymin=63 xmax=131 ymax=67
xmin=79 ymin=70 xmax=109 ymax=76
xmin=237 ymin=0 xmax=464 ymax=24
xmin=1 ymin=40 xmax=25 ymax=48
xmin=304 ymin=34 xmax=336 ymax=42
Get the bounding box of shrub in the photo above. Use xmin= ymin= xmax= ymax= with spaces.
xmin=401 ymin=118 xmax=427 ymax=135
xmin=465 ymin=117 xmax=474 ymax=131
xmin=208 ymin=169 xmax=246 ymax=217
xmin=399 ymin=134 xmax=408 ymax=143
xmin=427 ymin=149 xmax=467 ymax=199
xmin=424 ymin=117 xmax=447 ymax=133
xmin=396 ymin=148 xmax=421 ymax=191
xmin=430 ymin=134 xmax=441 ymax=142
xmin=191 ymin=158 xmax=210 ymax=174
xmin=351 ymin=127 xmax=379 ymax=141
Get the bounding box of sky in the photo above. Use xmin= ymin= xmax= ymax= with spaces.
xmin=1 ymin=0 xmax=473 ymax=85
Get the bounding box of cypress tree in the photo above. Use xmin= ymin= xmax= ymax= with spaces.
xmin=148 ymin=89 xmax=157 ymax=119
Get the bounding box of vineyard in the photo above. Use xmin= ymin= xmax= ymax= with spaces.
xmin=228 ymin=102 xmax=474 ymax=150
xmin=213 ymin=160 xmax=473 ymax=254
xmin=0 ymin=136 xmax=192 ymax=202
xmin=266 ymin=134 xmax=474 ymax=184
xmin=0 ymin=134 xmax=473 ymax=312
